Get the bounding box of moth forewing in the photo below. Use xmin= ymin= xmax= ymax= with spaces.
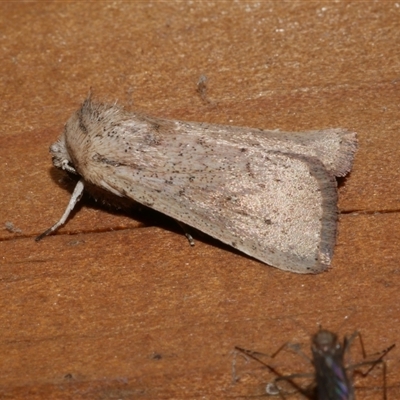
xmin=103 ymin=146 xmax=338 ymax=273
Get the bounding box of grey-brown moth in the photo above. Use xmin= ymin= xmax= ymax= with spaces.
xmin=37 ymin=96 xmax=357 ymax=273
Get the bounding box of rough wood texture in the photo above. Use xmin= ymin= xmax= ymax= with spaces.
xmin=0 ymin=2 xmax=399 ymax=399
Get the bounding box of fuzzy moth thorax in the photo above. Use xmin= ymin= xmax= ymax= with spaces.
xmin=50 ymin=98 xmax=109 ymax=179
xmin=50 ymin=98 xmax=131 ymax=188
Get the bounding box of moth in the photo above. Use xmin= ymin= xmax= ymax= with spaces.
xmin=37 ymin=95 xmax=357 ymax=273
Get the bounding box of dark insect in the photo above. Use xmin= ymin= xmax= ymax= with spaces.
xmin=235 ymin=329 xmax=395 ymax=399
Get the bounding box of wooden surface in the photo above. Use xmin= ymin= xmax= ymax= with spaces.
xmin=0 ymin=2 xmax=399 ymax=399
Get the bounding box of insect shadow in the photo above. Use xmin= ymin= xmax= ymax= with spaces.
xmin=234 ymin=328 xmax=395 ymax=399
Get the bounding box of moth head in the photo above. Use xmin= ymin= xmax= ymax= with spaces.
xmin=49 ymin=130 xmax=77 ymax=175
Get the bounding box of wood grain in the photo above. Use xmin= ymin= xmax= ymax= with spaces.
xmin=0 ymin=2 xmax=399 ymax=399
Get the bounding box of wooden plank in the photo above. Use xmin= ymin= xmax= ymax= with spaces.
xmin=0 ymin=2 xmax=399 ymax=398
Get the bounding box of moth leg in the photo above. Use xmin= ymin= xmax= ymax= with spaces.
xmin=35 ymin=179 xmax=85 ymax=241
xmin=176 ymin=221 xmax=195 ymax=246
